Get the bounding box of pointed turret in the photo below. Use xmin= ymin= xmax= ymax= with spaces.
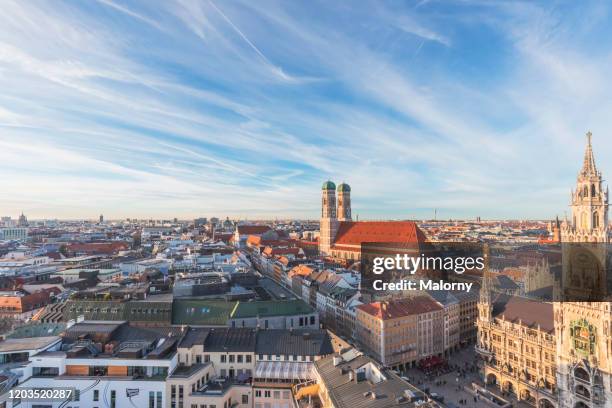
xmin=580 ymin=131 xmax=598 ymax=177
xmin=480 ymin=243 xmax=492 ymax=305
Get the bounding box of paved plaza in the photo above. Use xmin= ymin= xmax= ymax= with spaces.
xmin=400 ymin=347 xmax=533 ymax=408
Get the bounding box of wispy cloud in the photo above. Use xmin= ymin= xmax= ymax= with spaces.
xmin=0 ymin=0 xmax=611 ymax=219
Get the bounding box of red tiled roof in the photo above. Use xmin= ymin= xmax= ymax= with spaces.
xmin=288 ymin=264 xmax=314 ymax=278
xmin=332 ymin=221 xmax=427 ymax=250
xmin=236 ymin=225 xmax=271 ymax=235
xmin=262 ymin=246 xmax=301 ymax=257
xmin=67 ymin=242 xmax=128 ymax=255
xmin=214 ymin=233 xmax=233 ymax=243
xmin=357 ymin=296 xmax=442 ymax=320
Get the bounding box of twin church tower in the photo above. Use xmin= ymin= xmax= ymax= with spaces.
xmin=319 ymin=181 xmax=351 ymax=255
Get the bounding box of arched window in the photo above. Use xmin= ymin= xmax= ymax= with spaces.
xmin=593 ymin=212 xmax=599 ymax=228
xmin=575 ymin=384 xmax=590 ymax=399
xmin=584 ymin=185 xmax=589 ymax=196
xmin=591 ymin=183 xmax=596 ymax=196
xmin=574 ymin=366 xmax=590 ymax=383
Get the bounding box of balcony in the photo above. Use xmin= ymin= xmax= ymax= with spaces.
xmin=475 ymin=345 xmax=493 ymax=357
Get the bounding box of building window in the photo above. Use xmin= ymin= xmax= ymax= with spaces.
xmin=246 ymin=355 xmax=252 ymax=363
xmin=264 ymin=391 xmax=271 ymax=398
xmin=149 ymin=391 xmax=155 ymax=408
xmin=255 ymin=390 xmax=262 ymax=397
xmin=221 ymin=355 xmax=227 ymax=363
xmin=110 ymin=390 xmax=116 ymax=408
xmin=93 ymin=390 xmax=99 ymax=402
xmin=242 ymin=395 xmax=249 ymax=404
xmin=229 ymin=355 xmax=235 ymax=363
xmin=156 ymin=392 xmax=162 ymax=408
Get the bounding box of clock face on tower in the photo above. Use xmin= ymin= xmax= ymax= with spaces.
xmin=570 ymin=319 xmax=597 ymax=356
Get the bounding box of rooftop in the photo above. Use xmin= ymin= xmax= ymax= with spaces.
xmin=0 ymin=336 xmax=60 ymax=353
xmin=255 ymin=329 xmax=334 ymax=356
xmin=314 ymin=352 xmax=428 ymax=408
xmin=357 ymin=296 xmax=443 ymax=320
xmin=231 ymin=299 xmax=314 ymax=319
xmin=492 ymin=295 xmax=554 ymax=333
xmin=333 ymin=221 xmax=427 ymax=248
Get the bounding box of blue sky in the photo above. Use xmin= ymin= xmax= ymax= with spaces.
xmin=1 ymin=0 xmax=612 ymax=220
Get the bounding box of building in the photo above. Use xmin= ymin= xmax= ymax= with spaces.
xmin=169 ymin=326 xmax=333 ymax=408
xmin=319 ymin=181 xmax=427 ymax=259
xmin=560 ymin=132 xmax=609 ymax=243
xmin=229 ymin=300 xmax=319 ymax=330
xmin=555 ymin=132 xmax=612 ymax=408
xmin=0 ymin=228 xmax=28 ymax=241
xmin=477 ymin=292 xmax=557 ymax=407
xmin=0 ymin=288 xmax=60 ymax=320
xmin=311 ymin=348 xmax=433 ymax=408
xmin=15 ymin=321 xmax=181 ymax=408
xmin=234 ymin=225 xmax=274 ymax=248
xmin=476 ymin=132 xmax=612 ymax=408
xmin=355 ymin=296 xmax=449 ymax=370
xmin=451 ymin=289 xmax=479 ymax=345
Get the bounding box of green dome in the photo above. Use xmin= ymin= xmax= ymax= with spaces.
xmin=337 ymin=183 xmax=351 ymax=192
xmin=322 ymin=180 xmax=336 ymax=190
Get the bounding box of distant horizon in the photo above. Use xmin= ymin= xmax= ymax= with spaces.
xmin=3 ymin=216 xmax=554 ymax=224
xmin=2 ymin=2 xmax=612 ymax=219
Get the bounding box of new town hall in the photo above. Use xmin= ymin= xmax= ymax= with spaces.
xmin=477 ymin=133 xmax=612 ymax=408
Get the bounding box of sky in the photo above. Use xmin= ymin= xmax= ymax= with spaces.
xmin=1 ymin=0 xmax=612 ymax=220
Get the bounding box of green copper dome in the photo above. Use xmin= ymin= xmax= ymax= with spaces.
xmin=322 ymin=180 xmax=336 ymax=190
xmin=337 ymin=183 xmax=351 ymax=192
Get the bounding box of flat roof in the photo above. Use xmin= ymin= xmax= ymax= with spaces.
xmin=0 ymin=336 xmax=60 ymax=353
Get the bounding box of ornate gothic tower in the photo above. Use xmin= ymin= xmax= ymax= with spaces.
xmin=319 ymin=180 xmax=338 ymax=255
xmin=337 ymin=183 xmax=352 ymax=221
xmin=561 ymin=132 xmax=610 ymax=243
xmin=554 ymin=132 xmax=612 ymax=408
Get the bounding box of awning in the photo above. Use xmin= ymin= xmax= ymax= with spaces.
xmin=254 ymin=362 xmax=314 ymax=380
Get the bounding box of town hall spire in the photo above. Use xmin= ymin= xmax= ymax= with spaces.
xmin=580 ymin=131 xmax=598 ymax=177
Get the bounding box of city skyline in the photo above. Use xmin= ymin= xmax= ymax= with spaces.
xmin=2 ymin=1 xmax=612 ymax=219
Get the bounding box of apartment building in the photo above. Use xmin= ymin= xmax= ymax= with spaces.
xmin=451 ymin=289 xmax=478 ymax=345
xmin=14 ymin=321 xmax=181 ymax=408
xmin=355 ymin=296 xmax=449 ymax=370
xmin=169 ymin=327 xmax=333 ymax=408
xmin=171 ymin=327 xmax=255 ymax=408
